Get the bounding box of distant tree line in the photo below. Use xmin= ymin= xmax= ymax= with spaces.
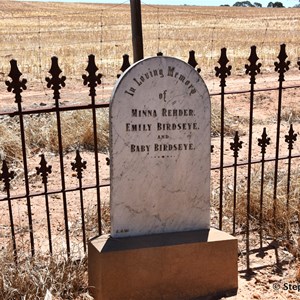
xmin=220 ymin=1 xmax=300 ymax=7
xmin=231 ymin=1 xmax=284 ymax=7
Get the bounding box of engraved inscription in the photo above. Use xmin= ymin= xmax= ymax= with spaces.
xmin=124 ymin=65 xmax=198 ymax=97
xmin=123 ymin=77 xmax=200 ymax=158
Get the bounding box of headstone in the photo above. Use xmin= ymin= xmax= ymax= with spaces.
xmin=110 ymin=56 xmax=210 ymax=237
xmin=89 ymin=56 xmax=238 ymax=300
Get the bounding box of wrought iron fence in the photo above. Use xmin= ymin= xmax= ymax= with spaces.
xmin=0 ymin=44 xmax=300 ymax=272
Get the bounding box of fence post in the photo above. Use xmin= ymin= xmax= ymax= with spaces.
xmin=130 ymin=0 xmax=144 ymax=62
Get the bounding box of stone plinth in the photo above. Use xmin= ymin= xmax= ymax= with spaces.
xmin=88 ymin=228 xmax=238 ymax=300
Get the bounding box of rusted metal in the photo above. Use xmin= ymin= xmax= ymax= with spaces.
xmin=188 ymin=50 xmax=201 ymax=73
xmin=230 ymin=131 xmax=243 ymax=235
xmin=284 ymin=124 xmax=297 ymax=239
xmin=258 ymin=128 xmax=270 ymax=251
xmin=36 ymin=154 xmax=53 ymax=254
xmin=209 ymin=84 xmax=300 ymax=97
xmin=46 ymin=56 xmax=70 ymax=256
xmin=245 ymin=45 xmax=261 ymax=271
xmin=0 ymin=102 xmax=109 ymax=117
xmin=0 ymin=182 xmax=111 ymax=203
xmin=71 ymin=150 xmax=87 ymax=252
xmin=211 ymin=153 xmax=300 ymax=171
xmin=273 ymin=44 xmax=290 ymax=233
xmin=82 ymin=54 xmax=103 ymax=236
xmin=0 ymin=160 xmax=17 ymax=261
xmin=117 ymin=54 xmax=131 ymax=78
xmin=6 ymin=60 xmax=35 ymax=257
xmin=215 ymin=48 xmax=232 ymax=231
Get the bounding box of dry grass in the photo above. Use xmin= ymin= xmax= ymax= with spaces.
xmin=0 ymin=243 xmax=92 ymax=300
xmin=0 ymin=110 xmax=109 ymax=165
xmin=281 ymin=106 xmax=300 ymax=124
xmin=212 ymin=164 xmax=300 ymax=238
xmin=0 ymin=118 xmax=22 ymax=163
xmin=211 ymin=101 xmax=248 ymax=137
xmin=0 ymin=202 xmax=111 ymax=299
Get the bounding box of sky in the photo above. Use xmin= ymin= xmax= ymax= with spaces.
xmin=44 ymin=0 xmax=299 ymax=7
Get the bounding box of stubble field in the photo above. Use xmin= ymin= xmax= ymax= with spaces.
xmin=0 ymin=1 xmax=300 ymax=83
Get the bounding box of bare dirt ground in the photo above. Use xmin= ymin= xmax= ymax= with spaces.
xmin=1 ymin=69 xmax=300 ymax=299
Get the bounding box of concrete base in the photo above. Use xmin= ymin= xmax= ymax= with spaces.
xmin=88 ymin=228 xmax=238 ymax=300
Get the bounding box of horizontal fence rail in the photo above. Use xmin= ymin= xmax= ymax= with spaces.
xmin=0 ymin=45 xmax=300 ymax=272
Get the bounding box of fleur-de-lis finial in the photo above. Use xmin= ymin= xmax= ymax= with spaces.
xmin=5 ymin=59 xmax=27 ymax=104
xmin=71 ymin=150 xmax=87 ymax=179
xmin=245 ymin=46 xmax=261 ymax=85
xmin=36 ymin=154 xmax=52 ymax=184
xmin=45 ymin=57 xmax=66 ymax=101
xmin=285 ymin=124 xmax=297 ymax=151
xmin=0 ymin=160 xmax=15 ymax=190
xmin=188 ymin=50 xmax=201 ymax=74
xmin=215 ymin=48 xmax=232 ymax=87
xmin=82 ymin=54 xmax=102 ymax=97
xmin=274 ymin=44 xmax=290 ymax=82
xmin=117 ymin=54 xmax=130 ymax=78
xmin=230 ymin=131 xmax=243 ymax=158
xmin=258 ymin=128 xmax=271 ymax=154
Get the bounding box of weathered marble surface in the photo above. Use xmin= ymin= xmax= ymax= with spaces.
xmin=110 ymin=56 xmax=211 ymax=238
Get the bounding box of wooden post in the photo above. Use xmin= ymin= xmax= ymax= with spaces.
xmin=130 ymin=0 xmax=144 ymax=62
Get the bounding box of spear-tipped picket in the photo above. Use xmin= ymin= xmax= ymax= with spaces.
xmin=258 ymin=128 xmax=271 ymax=154
xmin=71 ymin=150 xmax=87 ymax=180
xmin=6 ymin=59 xmax=35 ymax=256
xmin=285 ymin=124 xmax=297 ymax=151
xmin=82 ymin=54 xmax=102 ymax=235
xmin=71 ymin=150 xmax=87 ymax=251
xmin=230 ymin=132 xmax=243 ymax=235
xmin=5 ymin=59 xmax=27 ymax=104
xmin=230 ymin=131 xmax=243 ymax=158
xmin=45 ymin=57 xmax=70 ymax=255
xmin=215 ymin=48 xmax=232 ymax=87
xmin=274 ymin=44 xmax=290 ymax=82
xmin=117 ymin=54 xmax=130 ymax=78
xmin=36 ymin=154 xmax=53 ymax=254
xmin=285 ymin=124 xmax=297 ymax=240
xmin=257 ymin=128 xmax=271 ymax=252
xmin=188 ymin=50 xmax=201 ymax=73
xmin=0 ymin=160 xmax=17 ymax=260
xmin=273 ymin=44 xmax=290 ymax=232
xmin=0 ymin=160 xmax=15 ymax=190
xmin=215 ymin=48 xmax=232 ymax=232
xmin=36 ymin=154 xmax=52 ymax=184
xmin=82 ymin=54 xmax=102 ymax=97
xmin=245 ymin=45 xmax=261 ymax=85
xmin=45 ymin=57 xmax=66 ymax=102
